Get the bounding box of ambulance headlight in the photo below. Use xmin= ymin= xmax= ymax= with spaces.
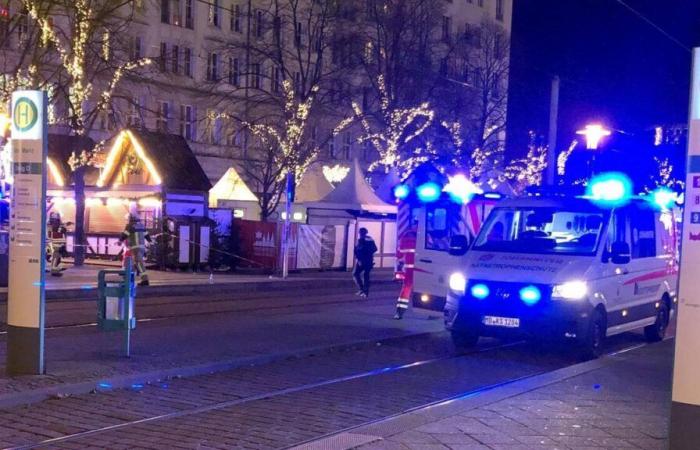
xmin=449 ymin=272 xmax=467 ymax=294
xmin=552 ymin=281 xmax=588 ymax=300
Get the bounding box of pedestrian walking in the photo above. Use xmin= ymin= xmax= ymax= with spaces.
xmin=353 ymin=227 xmax=377 ymax=298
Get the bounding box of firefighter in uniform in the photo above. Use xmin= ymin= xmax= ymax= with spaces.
xmin=394 ymin=231 xmax=416 ymax=319
xmin=120 ymin=212 xmax=152 ymax=286
xmin=47 ymin=212 xmax=67 ymax=277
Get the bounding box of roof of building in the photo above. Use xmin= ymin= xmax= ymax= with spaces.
xmin=98 ymin=129 xmax=212 ymax=192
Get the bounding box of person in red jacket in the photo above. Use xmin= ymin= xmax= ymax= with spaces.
xmin=394 ymin=231 xmax=416 ymax=319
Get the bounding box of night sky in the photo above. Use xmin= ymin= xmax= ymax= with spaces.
xmin=506 ymin=0 xmax=700 ymax=156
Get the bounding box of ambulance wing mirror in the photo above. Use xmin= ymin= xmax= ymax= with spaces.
xmin=449 ymin=235 xmax=469 ymax=256
xmin=609 ymin=241 xmax=631 ymax=265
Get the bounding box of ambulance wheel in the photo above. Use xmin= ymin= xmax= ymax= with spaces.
xmin=644 ymin=302 xmax=669 ymax=343
xmin=451 ymin=329 xmax=479 ymax=350
xmin=580 ymin=309 xmax=606 ymax=360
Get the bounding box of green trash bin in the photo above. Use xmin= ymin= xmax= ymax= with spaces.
xmin=97 ymin=258 xmax=136 ymax=356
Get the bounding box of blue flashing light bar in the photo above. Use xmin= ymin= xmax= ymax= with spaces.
xmin=416 ymin=182 xmax=441 ymax=203
xmin=585 ymin=172 xmax=633 ymax=207
xmin=393 ymin=184 xmax=410 ymax=200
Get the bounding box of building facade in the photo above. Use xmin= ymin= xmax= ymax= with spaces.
xmin=0 ymin=0 xmax=513 ymax=192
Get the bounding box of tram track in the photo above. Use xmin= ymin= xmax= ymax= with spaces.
xmin=1 ymin=336 xmax=651 ymax=450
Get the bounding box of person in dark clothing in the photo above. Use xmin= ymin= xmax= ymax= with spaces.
xmin=353 ymin=227 xmax=378 ymax=298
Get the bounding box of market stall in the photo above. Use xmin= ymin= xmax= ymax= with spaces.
xmin=48 ymin=129 xmax=212 ymax=266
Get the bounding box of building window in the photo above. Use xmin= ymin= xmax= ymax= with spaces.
xmin=207 ymin=52 xmax=219 ymax=81
xmin=129 ymin=36 xmax=142 ymax=60
xmin=205 ymin=110 xmax=222 ymax=144
xmin=253 ymin=9 xmax=263 ymax=38
xmin=171 ymin=45 xmax=180 ymax=74
xmin=229 ymin=57 xmax=240 ymax=86
xmin=231 ymin=3 xmax=241 ymax=32
xmin=98 ymin=108 xmax=116 ymax=131
xmin=328 ymin=137 xmax=335 ymax=159
xmin=271 ymin=66 xmax=281 ymax=93
xmin=478 ymin=0 xmax=484 ymax=6
xmin=180 ymin=105 xmax=195 ymax=140
xmin=209 ymin=0 xmax=220 ymax=27
xmin=343 ymin=133 xmax=352 ymax=159
xmin=442 ymin=16 xmax=451 ymax=42
xmin=128 ymin=97 xmax=142 ymax=127
xmin=294 ymin=21 xmax=302 ymax=47
xmin=159 ymin=42 xmax=168 ymax=72
xmin=251 ymin=63 xmax=261 ymax=89
xmin=157 ymin=101 xmax=170 ymax=132
xmin=184 ymin=47 xmax=193 ymax=77
xmin=171 ymin=0 xmax=182 ymax=26
xmin=496 ymin=0 xmax=504 ymax=21
xmin=160 ymin=0 xmax=170 ymax=23
xmin=185 ymin=0 xmax=194 ymax=29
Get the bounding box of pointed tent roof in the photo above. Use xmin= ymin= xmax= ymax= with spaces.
xmin=98 ymin=129 xmax=212 ymax=192
xmin=293 ymin=162 xmax=335 ymax=203
xmin=209 ymin=166 xmax=258 ymax=207
xmin=305 ymin=159 xmax=396 ymax=214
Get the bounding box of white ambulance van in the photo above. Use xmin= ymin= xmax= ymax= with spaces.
xmin=444 ymin=195 xmax=678 ymax=357
xmin=411 ymin=195 xmax=500 ymax=311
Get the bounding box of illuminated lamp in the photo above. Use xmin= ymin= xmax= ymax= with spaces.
xmin=576 ymin=124 xmax=611 ymax=150
xmin=416 ymin=182 xmax=441 ymax=203
xmin=470 ymin=283 xmax=490 ymax=300
xmin=86 ymin=198 xmax=103 ymax=207
xmin=138 ymin=197 xmax=162 ymax=208
xmin=519 ymin=285 xmax=542 ymax=306
xmin=651 ymin=187 xmax=677 ymax=210
xmin=444 ymin=174 xmax=483 ymax=204
xmin=585 ymin=172 xmax=632 ymax=207
xmin=393 ymin=184 xmax=410 ymax=200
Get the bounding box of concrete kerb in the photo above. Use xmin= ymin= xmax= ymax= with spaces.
xmin=0 ymin=277 xmax=396 ymax=302
xmin=289 ymin=343 xmax=655 ymax=450
xmin=0 ymin=331 xmax=439 ymax=410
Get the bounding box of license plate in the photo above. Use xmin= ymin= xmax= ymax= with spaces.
xmin=483 ymin=316 xmax=520 ymax=328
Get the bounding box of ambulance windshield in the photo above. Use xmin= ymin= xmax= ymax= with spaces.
xmin=473 ymin=207 xmax=608 ymax=256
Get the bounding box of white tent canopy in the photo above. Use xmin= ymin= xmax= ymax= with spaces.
xmin=304 ymin=158 xmax=396 ymax=214
xmin=209 ymin=166 xmax=258 ymax=207
xmin=293 ymin=162 xmax=335 ymax=203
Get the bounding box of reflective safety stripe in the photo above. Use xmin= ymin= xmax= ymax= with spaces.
xmin=404 ymin=264 xmax=415 ymax=269
xmin=397 ymin=297 xmax=410 ymax=305
xmin=397 ymin=303 xmax=409 ymax=309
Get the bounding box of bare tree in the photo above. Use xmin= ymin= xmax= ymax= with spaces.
xmin=207 ymin=0 xmax=346 ymax=220
xmin=459 ymin=19 xmax=510 ymax=155
xmin=22 ymin=0 xmax=151 ymax=264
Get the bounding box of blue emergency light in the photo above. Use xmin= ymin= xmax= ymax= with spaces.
xmin=416 ymin=182 xmax=441 ymax=203
xmin=470 ymin=283 xmax=490 ymax=300
xmin=519 ymin=285 xmax=542 ymax=306
xmin=585 ymin=172 xmax=633 ymax=207
xmin=393 ymin=184 xmax=410 ymax=200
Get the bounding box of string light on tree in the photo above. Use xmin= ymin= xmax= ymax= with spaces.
xmin=334 ymin=75 xmax=434 ymax=175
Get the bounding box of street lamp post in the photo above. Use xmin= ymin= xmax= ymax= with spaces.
xmin=576 ymin=124 xmax=611 ymax=177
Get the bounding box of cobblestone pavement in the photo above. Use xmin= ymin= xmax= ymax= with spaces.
xmin=0 ymin=285 xmax=441 ymax=397
xmin=0 ymin=328 xmax=654 ymax=449
xmin=314 ymin=340 xmax=671 ymax=450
